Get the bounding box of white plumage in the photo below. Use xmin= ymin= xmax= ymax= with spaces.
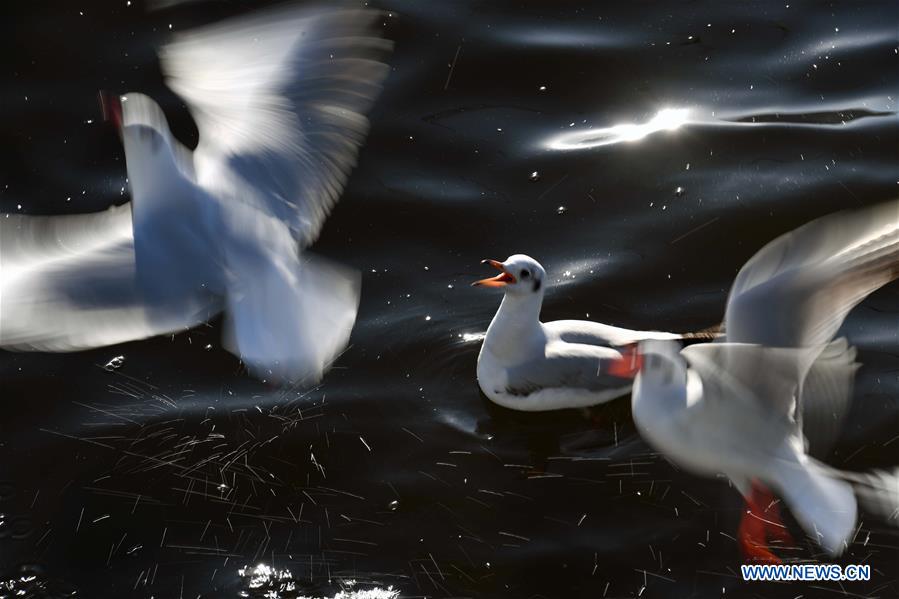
xmin=473 ymin=254 xmax=701 ymax=411
xmin=632 ymin=199 xmax=899 ymax=557
xmin=0 ymin=4 xmax=392 ymax=383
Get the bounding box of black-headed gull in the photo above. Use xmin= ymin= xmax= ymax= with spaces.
xmin=1 ymin=5 xmax=391 ymax=383
xmin=471 ymin=254 xmax=714 ymax=411
xmin=630 ymin=199 xmax=899 ymax=561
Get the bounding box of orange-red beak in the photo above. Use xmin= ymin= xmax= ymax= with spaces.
xmin=472 ymin=259 xmax=517 ymax=287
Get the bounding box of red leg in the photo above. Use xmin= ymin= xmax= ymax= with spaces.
xmin=750 ymin=483 xmax=795 ymax=546
xmin=738 ymin=481 xmax=787 ymax=563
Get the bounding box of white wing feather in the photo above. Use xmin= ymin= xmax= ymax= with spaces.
xmin=160 ymin=4 xmax=392 ymax=245
xmin=0 ymin=207 xmax=220 ymax=351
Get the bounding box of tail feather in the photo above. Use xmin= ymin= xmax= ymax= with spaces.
xmin=836 ymin=468 xmax=899 ymax=525
xmin=222 ymin=249 xmax=360 ymax=385
xmin=777 ymin=458 xmax=857 ymax=556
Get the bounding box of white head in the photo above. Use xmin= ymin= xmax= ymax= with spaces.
xmin=633 ymin=339 xmax=688 ymax=398
xmin=471 ymin=254 xmax=546 ymax=296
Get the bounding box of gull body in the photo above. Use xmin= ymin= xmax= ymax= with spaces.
xmin=0 ymin=4 xmax=392 ymax=383
xmin=632 ymin=199 xmax=899 ymax=558
xmin=473 ymin=254 xmax=688 ymax=411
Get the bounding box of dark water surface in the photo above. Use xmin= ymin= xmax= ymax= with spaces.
xmin=2 ymin=1 xmax=899 ymax=597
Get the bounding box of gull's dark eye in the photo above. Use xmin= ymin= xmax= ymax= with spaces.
xmin=520 ymin=270 xmax=530 ymax=278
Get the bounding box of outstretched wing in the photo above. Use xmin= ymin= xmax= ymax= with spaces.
xmin=681 ymin=342 xmax=804 ymax=425
xmin=725 ymin=199 xmax=899 ymax=349
xmin=159 ymin=4 xmax=392 ymax=246
xmin=799 ymin=338 xmax=859 ymax=455
xmin=682 ymin=338 xmax=859 ymax=448
xmin=0 ymin=206 xmax=220 ymax=351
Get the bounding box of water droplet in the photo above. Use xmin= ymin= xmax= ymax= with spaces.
xmin=529 ymin=170 xmax=540 ymax=181
xmin=538 ymin=85 xmax=547 ymax=91
xmin=556 ymin=205 xmax=567 ymax=215
xmin=675 ymin=186 xmax=685 ymax=197
xmin=425 ymin=315 xmax=431 ymax=321
xmin=388 ymin=500 xmax=399 ymax=511
xmin=103 ymin=355 xmax=125 ymax=371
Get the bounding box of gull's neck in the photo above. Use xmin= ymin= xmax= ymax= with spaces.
xmin=483 ymin=292 xmax=545 ymax=362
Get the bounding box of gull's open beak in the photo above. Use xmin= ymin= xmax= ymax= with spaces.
xmin=472 ymin=259 xmax=517 ymax=287
xmin=99 ymin=90 xmax=123 ymax=133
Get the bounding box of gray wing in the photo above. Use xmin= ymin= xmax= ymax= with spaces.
xmin=544 ymin=320 xmax=682 ymax=347
xmin=682 ymin=339 xmax=859 ymax=446
xmin=799 ymin=338 xmax=859 ymax=456
xmin=504 ymin=342 xmax=630 ymax=396
xmin=160 ymin=4 xmax=392 ymax=246
xmin=726 ymin=199 xmax=899 ymax=348
xmin=0 ymin=206 xmax=220 ymax=351
xmin=682 ymin=342 xmax=804 ymax=427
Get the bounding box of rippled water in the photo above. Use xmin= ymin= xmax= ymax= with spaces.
xmin=1 ymin=1 xmax=898 ymax=597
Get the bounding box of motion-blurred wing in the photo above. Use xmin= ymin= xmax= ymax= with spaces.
xmin=160 ymin=4 xmax=392 ymax=246
xmin=0 ymin=206 xmax=219 ymax=351
xmin=682 ymin=338 xmax=860 ymax=448
xmin=682 ymin=342 xmax=804 ymax=425
xmin=725 ymin=199 xmax=899 ymax=349
xmin=800 ymin=338 xmax=859 ymax=456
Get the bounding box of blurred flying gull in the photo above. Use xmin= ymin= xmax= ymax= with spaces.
xmin=0 ymin=3 xmax=392 ymax=383
xmin=630 ymin=199 xmax=899 ymax=560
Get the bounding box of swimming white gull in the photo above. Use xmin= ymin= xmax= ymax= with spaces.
xmin=471 ymin=254 xmax=715 ymax=411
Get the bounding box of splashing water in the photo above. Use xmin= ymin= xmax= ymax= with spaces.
xmin=237 ymin=564 xmax=399 ymax=599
